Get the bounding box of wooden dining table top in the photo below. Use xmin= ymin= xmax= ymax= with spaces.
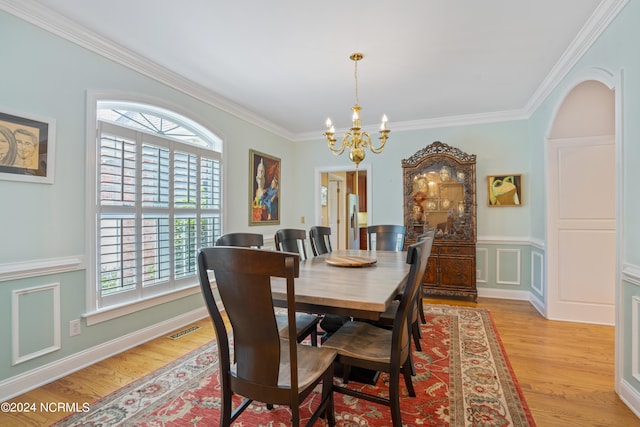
xmin=271 ymin=249 xmax=410 ymax=320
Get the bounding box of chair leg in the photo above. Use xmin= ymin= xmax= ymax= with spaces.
xmin=418 ymin=293 xmax=426 ymax=324
xmin=220 ymin=390 xmax=232 ymax=427
xmin=412 ymin=320 xmax=422 ymax=351
xmin=389 ymin=365 xmax=403 ymax=427
xmin=323 ymin=370 xmax=336 ymax=427
xmin=402 ymin=359 xmax=416 ymax=397
xmin=291 ymin=406 xmax=300 ymax=426
xmin=342 ymin=364 xmax=351 ymax=384
xmin=311 ymin=327 xmax=318 ymax=347
xmin=408 ymin=351 xmax=416 ymax=376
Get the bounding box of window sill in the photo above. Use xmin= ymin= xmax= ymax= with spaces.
xmin=84 ymin=285 xmax=203 ymax=326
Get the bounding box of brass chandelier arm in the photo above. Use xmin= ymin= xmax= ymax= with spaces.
xmin=367 ymin=130 xmax=389 ymax=154
xmin=326 ymin=132 xmax=349 ymax=155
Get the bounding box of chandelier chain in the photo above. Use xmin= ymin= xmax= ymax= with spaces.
xmin=354 ymin=59 xmax=359 ymax=106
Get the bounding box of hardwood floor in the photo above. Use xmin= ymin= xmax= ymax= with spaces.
xmin=3 ymin=297 xmax=639 ymax=426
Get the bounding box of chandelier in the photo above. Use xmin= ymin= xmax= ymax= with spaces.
xmin=324 ymin=52 xmax=390 ymax=168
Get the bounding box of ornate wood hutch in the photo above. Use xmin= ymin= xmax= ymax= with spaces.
xmin=402 ymin=141 xmax=477 ymax=301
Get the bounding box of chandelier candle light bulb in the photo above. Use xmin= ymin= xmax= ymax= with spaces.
xmin=324 ymin=52 xmax=390 ymax=168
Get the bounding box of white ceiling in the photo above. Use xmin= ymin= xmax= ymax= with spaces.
xmin=5 ymin=0 xmax=625 ymax=139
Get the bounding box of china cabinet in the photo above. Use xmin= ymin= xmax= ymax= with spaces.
xmin=402 ymin=141 xmax=477 ymax=301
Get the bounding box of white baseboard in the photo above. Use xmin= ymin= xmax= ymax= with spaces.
xmin=477 ymin=287 xmax=531 ymax=301
xmin=0 ymin=307 xmax=208 ymax=401
xmin=619 ymin=379 xmax=640 ymax=419
xmin=528 ymin=293 xmax=546 ymax=317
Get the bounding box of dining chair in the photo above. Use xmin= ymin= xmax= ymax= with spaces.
xmin=322 ymin=237 xmax=430 ymax=427
xmin=307 ymin=225 xmax=350 ymax=339
xmin=374 ymin=235 xmax=434 ymax=353
xmin=415 ymin=229 xmax=436 ymax=324
xmin=367 ymin=224 xmax=406 ymax=251
xmin=215 ymin=232 xmax=264 ymax=248
xmin=309 ymin=225 xmax=333 ymax=256
xmin=216 ymin=232 xmax=319 ymax=346
xmin=197 ymin=247 xmax=337 ymax=427
xmin=275 ymin=228 xmax=309 ymax=261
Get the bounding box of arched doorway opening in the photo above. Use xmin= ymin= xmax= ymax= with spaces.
xmin=546 ymin=78 xmax=617 ymax=325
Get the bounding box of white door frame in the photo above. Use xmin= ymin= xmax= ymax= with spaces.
xmin=327 ymin=175 xmax=345 ymax=249
xmin=314 ymin=164 xmax=373 ymax=245
xmin=543 ymin=68 xmax=623 ymax=392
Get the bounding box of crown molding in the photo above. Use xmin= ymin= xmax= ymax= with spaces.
xmin=0 ymin=0 xmax=296 ymax=141
xmin=295 ymin=108 xmax=530 ymax=142
xmin=522 ymin=0 xmax=629 ymax=116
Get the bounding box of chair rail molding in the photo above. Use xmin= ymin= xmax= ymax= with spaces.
xmin=0 ymin=256 xmax=85 ymax=282
xmin=623 ymin=263 xmax=640 ymax=287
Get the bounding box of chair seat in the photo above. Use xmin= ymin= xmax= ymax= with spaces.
xmin=230 ymin=342 xmax=336 ymax=390
xmin=323 ymin=321 xmax=392 ymax=364
xmin=276 ymin=313 xmax=320 ymax=343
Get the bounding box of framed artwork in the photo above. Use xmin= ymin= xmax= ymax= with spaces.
xmin=249 ymin=149 xmax=280 ymax=225
xmin=488 ymin=174 xmax=522 ymax=206
xmin=0 ymin=110 xmax=56 ymax=184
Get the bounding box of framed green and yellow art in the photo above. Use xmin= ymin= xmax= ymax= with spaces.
xmin=488 ymin=174 xmax=522 ymax=206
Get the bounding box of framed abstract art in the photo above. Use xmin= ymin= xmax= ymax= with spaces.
xmin=249 ymin=149 xmax=280 ymax=225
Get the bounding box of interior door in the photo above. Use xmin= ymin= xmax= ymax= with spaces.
xmin=328 ymin=180 xmax=339 ymax=249
xmin=348 ymin=194 xmax=360 ymax=249
xmin=547 ymin=136 xmax=615 ymax=324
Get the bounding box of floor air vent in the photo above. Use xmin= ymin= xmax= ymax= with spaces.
xmin=168 ymin=325 xmax=201 ymax=340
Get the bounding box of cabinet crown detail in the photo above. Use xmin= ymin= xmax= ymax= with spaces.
xmin=402 ymin=141 xmax=477 ymax=166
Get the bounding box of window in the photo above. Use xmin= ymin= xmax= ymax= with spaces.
xmin=94 ymin=101 xmax=222 ymax=309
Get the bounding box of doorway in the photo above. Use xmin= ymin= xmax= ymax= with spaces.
xmin=327 ymin=174 xmax=345 ymax=250
xmin=315 ymin=165 xmax=372 ymax=250
xmin=546 ymin=79 xmax=617 ymax=325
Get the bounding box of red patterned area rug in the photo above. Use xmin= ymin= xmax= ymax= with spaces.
xmin=53 ymin=305 xmax=535 ymax=426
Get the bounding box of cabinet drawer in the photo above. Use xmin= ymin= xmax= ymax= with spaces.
xmin=438 ymin=245 xmax=475 ymax=256
xmin=439 ymin=257 xmax=475 ymax=287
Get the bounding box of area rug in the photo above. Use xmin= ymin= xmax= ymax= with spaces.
xmin=53 ymin=305 xmax=535 ymax=426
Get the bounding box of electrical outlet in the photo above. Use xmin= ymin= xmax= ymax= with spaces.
xmin=70 ymin=319 xmax=81 ymax=337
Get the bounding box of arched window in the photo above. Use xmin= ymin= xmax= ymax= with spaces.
xmin=94 ymin=101 xmax=222 ymax=309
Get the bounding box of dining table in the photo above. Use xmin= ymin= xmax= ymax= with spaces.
xmin=271 ymin=249 xmax=410 ymax=320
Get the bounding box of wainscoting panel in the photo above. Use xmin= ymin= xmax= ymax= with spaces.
xmin=633 ymin=296 xmax=640 ymax=382
xmin=476 ymin=247 xmax=488 ymax=283
xmin=558 ymin=229 xmax=615 ymax=304
xmin=531 ymin=251 xmax=544 ymax=296
xmin=496 ymin=248 xmax=521 ymax=285
xmin=12 ymin=283 xmax=61 ymax=365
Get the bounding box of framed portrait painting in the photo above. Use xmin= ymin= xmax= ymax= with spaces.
xmin=488 ymin=174 xmax=522 ymax=206
xmin=249 ymin=149 xmax=280 ymax=225
xmin=0 ymin=109 xmax=56 ymax=184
